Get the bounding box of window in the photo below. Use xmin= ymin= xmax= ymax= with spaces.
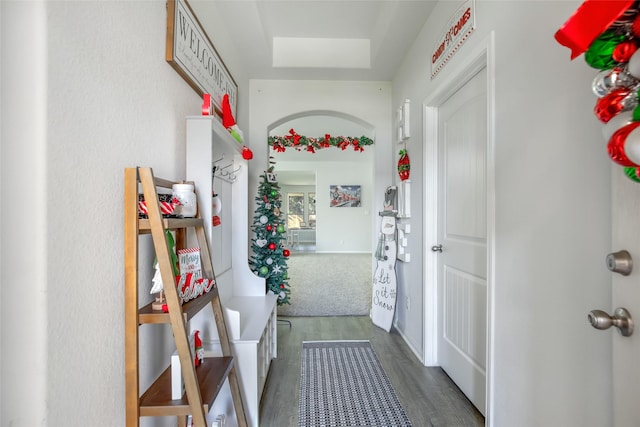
xmin=308 ymin=193 xmax=316 ymax=227
xmin=287 ymin=193 xmax=304 ymax=229
xmin=287 ymin=191 xmax=316 ymax=229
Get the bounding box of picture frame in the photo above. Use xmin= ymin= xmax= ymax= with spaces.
xmin=166 ymin=0 xmax=238 ymax=118
xmin=329 ymin=185 xmax=362 ymax=208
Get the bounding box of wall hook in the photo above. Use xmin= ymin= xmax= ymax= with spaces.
xmin=213 ymin=154 xmax=225 ymax=164
xmin=214 ymin=162 xmax=240 ymax=183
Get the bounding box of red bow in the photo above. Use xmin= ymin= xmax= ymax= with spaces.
xmin=555 ymin=0 xmax=635 ymax=59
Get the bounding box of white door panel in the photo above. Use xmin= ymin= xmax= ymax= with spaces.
xmin=612 ymin=168 xmax=640 ymax=426
xmin=437 ymin=66 xmax=487 ymax=415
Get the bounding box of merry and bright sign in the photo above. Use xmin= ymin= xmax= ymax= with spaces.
xmin=431 ymin=0 xmax=476 ymax=79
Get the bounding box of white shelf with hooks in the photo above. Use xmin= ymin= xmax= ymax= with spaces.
xmin=186 ymin=116 xmax=277 ymax=427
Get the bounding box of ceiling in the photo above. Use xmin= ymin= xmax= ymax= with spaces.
xmin=191 ymin=0 xmax=438 ymax=81
xmin=190 ymin=0 xmax=437 ymax=185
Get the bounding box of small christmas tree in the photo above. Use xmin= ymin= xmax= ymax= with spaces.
xmin=249 ymin=166 xmax=291 ymax=305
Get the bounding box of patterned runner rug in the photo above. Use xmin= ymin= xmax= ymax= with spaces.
xmin=298 ymin=341 xmax=412 ymax=427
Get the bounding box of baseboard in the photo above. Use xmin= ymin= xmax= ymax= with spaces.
xmin=393 ymin=321 xmax=424 ymax=364
xmin=313 ymin=251 xmax=372 ymax=254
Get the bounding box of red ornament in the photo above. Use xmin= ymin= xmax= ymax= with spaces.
xmin=633 ymin=14 xmax=640 ymax=38
xmin=608 ymin=121 xmax=640 ymax=166
xmin=595 ymin=87 xmax=634 ymax=123
xmin=268 ymin=242 xmax=277 ymax=250
xmin=283 ymin=249 xmax=290 ymax=257
xmin=266 ymin=224 xmax=273 ymax=231
xmin=397 ymin=149 xmax=410 ymax=181
xmin=280 ymin=284 xmax=285 ymax=289
xmin=613 ymin=41 xmax=638 ymax=63
xmin=202 ymin=94 xmax=212 ymax=116
xmin=241 ymin=146 xmax=253 ymax=160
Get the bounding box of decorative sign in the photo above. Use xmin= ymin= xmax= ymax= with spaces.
xmin=176 ymin=247 xmax=216 ymax=303
xmin=178 ymin=247 xmax=202 ymax=280
xmin=166 ymin=0 xmax=238 ymax=117
xmin=178 ymin=273 xmax=216 ymax=303
xmin=371 ymin=216 xmax=398 ymax=332
xmin=431 ymin=0 xmax=476 ymax=79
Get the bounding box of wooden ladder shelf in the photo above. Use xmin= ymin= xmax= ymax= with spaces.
xmin=124 ymin=167 xmax=248 ymax=427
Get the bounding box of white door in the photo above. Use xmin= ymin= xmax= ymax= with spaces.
xmin=435 ymin=66 xmax=487 ymax=415
xmin=611 ymin=169 xmax=640 ymax=425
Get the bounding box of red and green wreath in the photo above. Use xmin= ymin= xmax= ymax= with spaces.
xmin=556 ymin=0 xmax=640 ymax=183
xmin=269 ymin=128 xmax=374 ymax=153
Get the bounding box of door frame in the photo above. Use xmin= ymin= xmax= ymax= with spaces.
xmin=423 ymin=32 xmax=496 ymax=422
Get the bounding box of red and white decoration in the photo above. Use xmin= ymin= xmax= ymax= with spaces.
xmin=169 ymin=248 xmax=217 ymax=304
xmin=222 ymin=94 xmax=253 ymax=160
xmin=138 ymin=194 xmax=178 ymax=218
xmin=431 ymin=0 xmax=475 ymax=79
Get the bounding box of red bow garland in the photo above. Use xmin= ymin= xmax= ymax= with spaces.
xmin=268 ymin=129 xmax=373 ymax=153
xmin=272 ymin=142 xmax=286 ymax=152
xmin=322 ymin=134 xmax=331 ymax=148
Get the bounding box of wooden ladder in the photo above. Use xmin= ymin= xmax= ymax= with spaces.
xmin=124 ymin=167 xmax=248 ymax=427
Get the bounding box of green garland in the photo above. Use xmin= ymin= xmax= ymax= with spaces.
xmin=268 ymin=128 xmax=374 ymax=153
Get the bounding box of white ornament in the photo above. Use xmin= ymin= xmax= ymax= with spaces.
xmin=279 ymin=291 xmax=286 ymax=300
xmin=272 ymin=264 xmax=283 ymax=274
xmin=256 ymin=239 xmax=267 ymax=248
xmin=266 ymin=258 xmax=273 ymax=265
xmin=259 ymin=215 xmax=268 ymax=224
xmin=624 ymin=125 xmax=640 ymax=165
xmin=628 ymin=50 xmax=640 ymax=79
xmin=603 ymin=110 xmax=634 ymax=141
xmin=212 ymin=194 xmax=222 ymax=215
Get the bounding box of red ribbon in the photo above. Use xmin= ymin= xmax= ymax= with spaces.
xmin=555 ymin=0 xmax=635 ymax=59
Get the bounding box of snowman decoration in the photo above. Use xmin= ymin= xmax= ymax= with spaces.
xmin=371 ymin=186 xmax=398 ymax=332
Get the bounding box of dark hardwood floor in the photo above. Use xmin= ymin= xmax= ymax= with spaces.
xmin=259 ymin=316 xmax=485 ymax=427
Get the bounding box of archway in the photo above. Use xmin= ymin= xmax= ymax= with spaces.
xmin=268 ymin=111 xmax=375 ymax=316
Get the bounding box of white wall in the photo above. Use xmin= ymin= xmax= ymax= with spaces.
xmin=393 ymin=1 xmax=612 ymax=426
xmin=1 ymin=1 xmax=249 ymax=426
xmin=279 ymin=166 xmax=373 ymax=253
xmin=316 ymin=165 xmax=372 ymax=252
xmin=1 ymin=2 xmax=48 ymax=426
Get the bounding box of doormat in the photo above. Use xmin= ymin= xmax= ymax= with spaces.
xmin=298 ymin=340 xmax=412 ymax=427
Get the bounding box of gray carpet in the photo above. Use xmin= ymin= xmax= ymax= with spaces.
xmin=278 ymin=252 xmax=372 ymax=316
xmin=298 ymin=340 xmax=412 ymax=427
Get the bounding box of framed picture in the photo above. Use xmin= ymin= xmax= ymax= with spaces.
xmin=166 ymin=0 xmax=238 ymax=118
xmin=329 ymin=185 xmax=361 ymax=208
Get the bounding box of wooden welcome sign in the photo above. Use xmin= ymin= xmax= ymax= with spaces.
xmin=166 ymin=0 xmax=238 ymax=118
